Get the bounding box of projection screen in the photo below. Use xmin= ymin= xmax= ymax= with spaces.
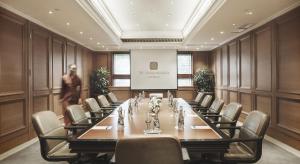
xmin=131 ymin=49 xmax=177 ymax=90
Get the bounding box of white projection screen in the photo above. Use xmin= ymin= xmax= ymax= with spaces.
xmin=131 ymin=49 xmax=177 ymax=90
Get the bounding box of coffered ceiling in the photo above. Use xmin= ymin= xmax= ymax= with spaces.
xmin=0 ymin=0 xmax=299 ymax=51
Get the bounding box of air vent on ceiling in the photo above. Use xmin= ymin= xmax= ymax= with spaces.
xmin=231 ymin=23 xmax=255 ymax=33
xmin=121 ymin=38 xmax=183 ymax=43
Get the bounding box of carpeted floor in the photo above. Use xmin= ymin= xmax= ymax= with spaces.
xmin=0 ymin=140 xmax=299 ymax=164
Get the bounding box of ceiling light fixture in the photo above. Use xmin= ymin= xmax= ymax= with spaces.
xmin=97 ymin=42 xmax=100 ymax=45
xmin=232 ymin=23 xmax=236 ymax=26
xmin=102 ymin=45 xmax=105 ymax=48
xmin=89 ymin=37 xmax=93 ymax=40
xmin=210 ymin=38 xmax=214 ymax=41
xmin=165 ymin=24 xmax=169 ymax=27
xmin=220 ymin=31 xmax=224 ymax=34
xmin=79 ymin=31 xmax=83 ymax=35
xmin=196 ymin=48 xmax=199 ymax=50
xmin=66 ymin=22 xmax=70 ymax=26
xmin=48 ymin=10 xmax=53 ymax=14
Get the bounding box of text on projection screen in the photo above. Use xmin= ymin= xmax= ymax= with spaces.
xmin=131 ymin=49 xmax=177 ymax=90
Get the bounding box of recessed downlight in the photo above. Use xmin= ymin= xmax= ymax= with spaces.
xmin=89 ymin=37 xmax=93 ymax=40
xmin=66 ymin=22 xmax=70 ymax=26
xmin=97 ymin=42 xmax=100 ymax=45
xmin=79 ymin=31 xmax=83 ymax=35
xmin=245 ymin=9 xmax=253 ymax=15
xmin=196 ymin=47 xmax=199 ymax=50
xmin=210 ymin=37 xmax=215 ymax=41
xmin=220 ymin=31 xmax=224 ymax=34
xmin=48 ymin=10 xmax=53 ymax=14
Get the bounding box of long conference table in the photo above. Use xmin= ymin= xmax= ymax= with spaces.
xmin=69 ymin=98 xmax=230 ymax=160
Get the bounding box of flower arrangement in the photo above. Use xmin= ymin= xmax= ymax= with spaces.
xmin=148 ymin=97 xmax=162 ymax=113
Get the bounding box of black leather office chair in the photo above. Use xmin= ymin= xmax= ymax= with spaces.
xmin=205 ymin=102 xmax=242 ymax=138
xmin=107 ymin=92 xmax=123 ymax=105
xmin=85 ymin=97 xmax=111 ymax=117
xmin=98 ymin=95 xmax=119 ymax=108
xmin=193 ymin=95 xmax=213 ymax=111
xmin=188 ymin=92 xmax=205 ymax=106
xmin=200 ymin=98 xmax=224 ymax=115
xmin=32 ymin=111 xmax=79 ymax=163
xmin=115 ymin=135 xmax=187 ymax=164
xmin=222 ymin=111 xmax=270 ymax=163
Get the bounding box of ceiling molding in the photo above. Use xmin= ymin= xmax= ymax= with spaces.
xmin=183 ymin=0 xmax=226 ymax=45
xmin=75 ymin=0 xmax=122 ymax=44
xmin=210 ymin=0 xmax=300 ymax=51
xmin=80 ymin=0 xmax=218 ymax=40
xmin=121 ymin=30 xmax=182 ymax=39
xmin=182 ymin=0 xmax=217 ymax=37
xmin=0 ymin=1 xmax=94 ymax=50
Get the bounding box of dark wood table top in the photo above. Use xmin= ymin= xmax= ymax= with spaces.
xmin=78 ymin=98 xmax=222 ymax=140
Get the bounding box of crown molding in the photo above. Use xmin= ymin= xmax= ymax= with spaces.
xmin=183 ymin=0 xmax=226 ymax=45
xmin=0 ymin=1 xmax=94 ymax=50
xmin=121 ymin=30 xmax=183 ymax=39
xmin=210 ymin=0 xmax=300 ymax=51
xmin=75 ymin=0 xmax=122 ymax=44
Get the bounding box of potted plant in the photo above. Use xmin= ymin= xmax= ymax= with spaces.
xmin=193 ymin=69 xmax=215 ymax=92
xmin=90 ymin=67 xmax=110 ymax=97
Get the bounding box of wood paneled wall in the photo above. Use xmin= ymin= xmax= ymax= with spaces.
xmin=92 ymin=51 xmax=210 ymax=101
xmin=0 ymin=7 xmax=93 ymax=153
xmin=210 ymin=7 xmax=300 ymax=150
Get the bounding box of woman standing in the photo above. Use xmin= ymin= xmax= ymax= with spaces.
xmin=60 ymin=64 xmax=82 ymax=125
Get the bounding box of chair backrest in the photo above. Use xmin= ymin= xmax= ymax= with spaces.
xmin=66 ymin=105 xmax=89 ymax=124
xmin=32 ymin=111 xmax=65 ymax=159
xmin=194 ymin=92 xmax=205 ymax=103
xmin=200 ymin=95 xmax=213 ymax=107
xmin=85 ymin=98 xmax=103 ymax=117
xmin=115 ymin=135 xmax=184 ymax=164
xmin=219 ymin=102 xmax=242 ymax=137
xmin=98 ymin=95 xmax=111 ymax=107
xmin=239 ymin=111 xmax=270 ymax=155
xmin=207 ymin=98 xmax=224 ymax=114
xmin=108 ymin=92 xmax=118 ymax=103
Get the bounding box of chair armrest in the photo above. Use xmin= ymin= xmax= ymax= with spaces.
xmin=204 ymin=115 xmax=222 ymax=117
xmin=71 ymin=122 xmax=92 ymax=126
xmin=218 ymin=126 xmax=241 ymax=130
xmin=201 ymin=112 xmax=219 ymax=115
xmin=39 ymin=135 xmax=67 ymax=140
xmin=226 ymin=136 xmax=263 ymax=143
xmin=64 ymin=125 xmax=89 ymax=130
xmin=212 ymin=121 xmax=236 ymax=124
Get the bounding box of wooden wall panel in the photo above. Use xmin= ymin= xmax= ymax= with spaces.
xmin=52 ymin=95 xmax=63 ymax=116
xmin=0 ymin=12 xmax=25 ymax=94
xmin=222 ymin=90 xmax=228 ymax=104
xmin=76 ymin=46 xmax=83 ymax=78
xmin=221 ymin=46 xmax=228 ymax=87
xmin=215 ymin=49 xmax=222 ymax=87
xmin=240 ymin=93 xmax=252 ymax=114
xmin=277 ymin=13 xmax=300 ymax=93
xmin=228 ymin=42 xmax=238 ymax=88
xmin=254 ymin=26 xmax=272 ymax=91
xmin=193 ymin=51 xmax=209 ymax=72
xmin=229 ymin=91 xmax=238 ymax=102
xmin=66 ymin=41 xmax=76 ymax=68
xmin=204 ymin=6 xmax=300 ymax=150
xmin=0 ymin=100 xmax=26 ymax=137
xmin=0 ymin=8 xmax=28 ymax=153
xmin=52 ymin=37 xmax=64 ymax=89
xmin=33 ymin=96 xmax=49 ymax=114
xmin=32 ymin=28 xmax=50 ymax=91
xmin=239 ymin=35 xmax=251 ymax=89
xmin=256 ymin=95 xmax=272 ymax=117
xmin=277 ymin=98 xmax=300 ymax=134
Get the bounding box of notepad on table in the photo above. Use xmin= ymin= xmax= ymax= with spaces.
xmin=91 ymin=126 xmax=112 ymax=130
xmin=187 ymin=114 xmax=198 ymax=117
xmin=191 ymin=125 xmax=210 ymax=130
